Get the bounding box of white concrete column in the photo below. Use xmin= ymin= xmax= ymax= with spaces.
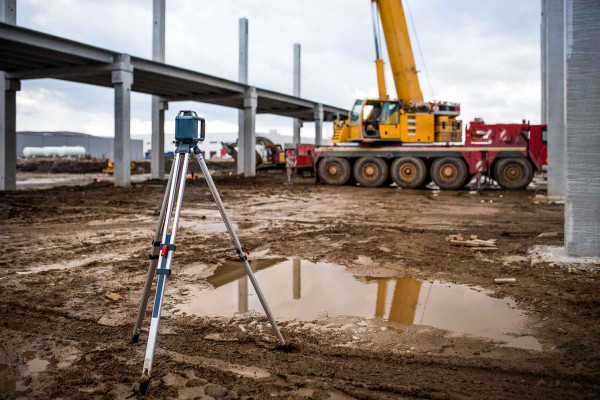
xmin=564 ymin=0 xmax=600 ymax=257
xmin=293 ymin=43 xmax=301 ymax=144
xmin=237 ymin=18 xmax=249 ymax=175
xmin=546 ymin=0 xmax=566 ymax=197
xmin=240 ymin=86 xmax=257 ymax=177
xmin=540 ymin=0 xmax=548 ymax=124
xmin=112 ymin=54 xmax=134 ymax=187
xmin=0 ymin=0 xmax=17 ymax=191
xmin=314 ymin=103 xmax=323 ymax=146
xmin=151 ymin=0 xmax=166 ymax=179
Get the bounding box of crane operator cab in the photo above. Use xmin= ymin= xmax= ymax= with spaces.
xmin=333 ymin=98 xmax=462 ymax=144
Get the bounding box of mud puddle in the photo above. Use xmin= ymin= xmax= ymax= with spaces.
xmin=176 ymin=258 xmax=540 ymax=350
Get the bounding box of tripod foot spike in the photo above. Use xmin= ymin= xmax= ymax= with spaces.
xmin=130 ymin=334 xmax=139 ymax=345
xmin=139 ymin=373 xmax=151 ymax=395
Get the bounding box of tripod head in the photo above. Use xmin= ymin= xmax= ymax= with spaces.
xmin=175 ymin=110 xmax=205 ymax=143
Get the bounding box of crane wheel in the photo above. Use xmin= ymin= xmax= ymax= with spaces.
xmin=353 ymin=157 xmax=388 ymax=188
xmin=318 ymin=157 xmax=351 ymax=186
xmin=431 ymin=157 xmax=468 ymax=190
xmin=494 ymin=157 xmax=534 ymax=190
xmin=391 ymin=157 xmax=427 ymax=189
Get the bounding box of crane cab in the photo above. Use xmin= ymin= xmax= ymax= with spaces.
xmin=332 ymin=99 xmax=462 ymax=144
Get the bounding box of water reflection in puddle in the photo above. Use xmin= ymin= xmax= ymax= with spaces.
xmin=177 ymin=258 xmax=541 ymax=350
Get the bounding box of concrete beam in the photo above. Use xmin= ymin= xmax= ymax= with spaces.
xmin=112 ymin=54 xmax=133 ymax=187
xmin=151 ymin=0 xmax=166 ymax=180
xmin=239 ymin=86 xmax=257 ymax=177
xmin=314 ymin=103 xmax=323 ymax=146
xmin=237 ymin=18 xmax=248 ymax=176
xmin=564 ymin=0 xmax=600 ymax=257
xmin=293 ymin=43 xmax=301 ymax=144
xmin=546 ymin=0 xmax=565 ymax=197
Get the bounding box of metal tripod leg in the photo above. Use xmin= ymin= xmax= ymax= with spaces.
xmin=194 ymin=149 xmax=285 ymax=346
xmin=130 ymin=161 xmax=176 ymax=344
xmin=140 ymin=152 xmax=190 ymax=392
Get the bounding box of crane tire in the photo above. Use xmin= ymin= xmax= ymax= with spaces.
xmin=318 ymin=157 xmax=351 ymax=186
xmin=391 ymin=157 xmax=428 ymax=189
xmin=494 ymin=157 xmax=534 ymax=190
xmin=353 ymin=157 xmax=388 ymax=188
xmin=431 ymin=157 xmax=468 ymax=190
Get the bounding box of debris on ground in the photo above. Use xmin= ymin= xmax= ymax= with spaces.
xmin=104 ymin=292 xmax=122 ymax=301
xmin=537 ymin=231 xmax=558 ymax=238
xmin=494 ymin=278 xmax=517 ymax=284
xmin=446 ymin=233 xmax=498 ymax=252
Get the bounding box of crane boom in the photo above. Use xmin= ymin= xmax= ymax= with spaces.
xmin=373 ymin=0 xmax=423 ymax=102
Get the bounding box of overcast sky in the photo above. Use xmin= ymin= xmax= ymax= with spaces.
xmin=15 ymin=0 xmax=541 ymax=140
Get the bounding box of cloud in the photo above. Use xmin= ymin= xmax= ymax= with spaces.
xmin=15 ymin=0 xmax=541 ymax=141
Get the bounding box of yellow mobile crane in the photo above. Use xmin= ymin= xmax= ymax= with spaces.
xmin=333 ymin=0 xmax=462 ymax=145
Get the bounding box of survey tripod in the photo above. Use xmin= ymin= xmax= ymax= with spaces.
xmin=130 ymin=111 xmax=285 ymax=394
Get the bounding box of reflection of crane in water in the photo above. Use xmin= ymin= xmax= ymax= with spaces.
xmin=369 ymin=278 xmax=422 ymax=324
xmin=208 ymin=258 xmax=422 ymax=323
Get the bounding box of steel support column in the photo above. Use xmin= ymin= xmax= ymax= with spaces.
xmin=564 ymin=0 xmax=600 ymax=257
xmin=151 ymin=0 xmax=166 ymax=179
xmin=112 ymin=54 xmax=134 ymax=187
xmin=541 ymin=0 xmax=548 ymax=124
xmin=546 ymin=0 xmax=565 ymax=197
xmin=293 ymin=43 xmax=301 ymax=144
xmin=240 ymin=86 xmax=257 ymax=177
xmin=237 ymin=18 xmax=249 ymax=175
xmin=314 ymin=103 xmax=323 ymax=146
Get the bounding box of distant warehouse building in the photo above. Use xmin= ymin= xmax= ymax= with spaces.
xmin=17 ymin=131 xmax=144 ymax=160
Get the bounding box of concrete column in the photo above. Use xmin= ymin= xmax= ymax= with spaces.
xmin=0 ymin=0 xmax=16 ymax=25
xmin=293 ymin=43 xmax=301 ymax=144
xmin=314 ymin=103 xmax=323 ymax=146
xmin=0 ymin=0 xmax=17 ymax=191
xmin=240 ymin=86 xmax=257 ymax=177
xmin=541 ymin=0 xmax=548 ymax=124
xmin=564 ymin=0 xmax=600 ymax=257
xmin=546 ymin=0 xmax=566 ymax=197
xmin=0 ymin=78 xmax=19 ymax=191
xmin=151 ymin=0 xmax=166 ymax=179
xmin=112 ymin=54 xmax=134 ymax=187
xmin=237 ymin=18 xmax=249 ymax=175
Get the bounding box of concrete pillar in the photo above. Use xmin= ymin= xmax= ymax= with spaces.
xmin=0 ymin=0 xmax=16 ymax=25
xmin=112 ymin=54 xmax=134 ymax=187
xmin=240 ymin=86 xmax=257 ymax=177
xmin=314 ymin=103 xmax=323 ymax=146
xmin=564 ymin=0 xmax=600 ymax=257
xmin=0 ymin=78 xmax=19 ymax=191
xmin=293 ymin=43 xmax=301 ymax=144
xmin=541 ymin=0 xmax=548 ymax=124
xmin=0 ymin=0 xmax=17 ymax=191
xmin=546 ymin=0 xmax=566 ymax=197
xmin=151 ymin=0 xmax=166 ymax=179
xmin=237 ymin=18 xmax=249 ymax=175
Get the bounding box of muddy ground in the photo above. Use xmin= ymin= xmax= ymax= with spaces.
xmin=1 ymin=161 xmax=599 ymax=399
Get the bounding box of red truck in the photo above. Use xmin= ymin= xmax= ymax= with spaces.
xmin=311 ymin=119 xmax=548 ymax=190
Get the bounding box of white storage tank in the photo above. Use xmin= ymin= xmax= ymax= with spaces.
xmin=23 ymin=146 xmax=87 ymax=158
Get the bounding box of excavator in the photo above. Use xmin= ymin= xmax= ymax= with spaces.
xmin=314 ymin=0 xmax=547 ymax=190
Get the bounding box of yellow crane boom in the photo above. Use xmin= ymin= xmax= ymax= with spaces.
xmin=372 ymin=0 xmax=423 ymax=103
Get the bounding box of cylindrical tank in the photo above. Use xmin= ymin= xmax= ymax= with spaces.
xmin=23 ymin=146 xmax=87 ymax=158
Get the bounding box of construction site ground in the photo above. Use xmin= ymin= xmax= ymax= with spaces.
xmin=1 ymin=160 xmax=599 ymax=399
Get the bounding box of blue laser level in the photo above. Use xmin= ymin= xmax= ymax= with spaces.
xmin=175 ymin=110 xmax=205 ymax=142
